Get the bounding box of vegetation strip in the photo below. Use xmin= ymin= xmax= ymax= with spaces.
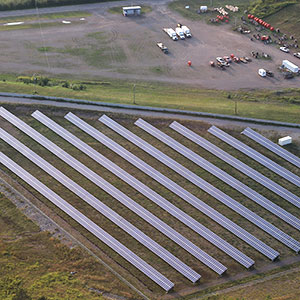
xmin=1 ymin=92 xmax=300 ymax=128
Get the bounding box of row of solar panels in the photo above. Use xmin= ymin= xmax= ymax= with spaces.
xmin=0 ymin=107 xmax=299 ymax=292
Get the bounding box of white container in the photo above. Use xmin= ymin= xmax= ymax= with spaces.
xmin=278 ymin=136 xmax=292 ymax=146
xmin=258 ymin=69 xmax=266 ymax=77
xmin=282 ymin=60 xmax=299 ymax=73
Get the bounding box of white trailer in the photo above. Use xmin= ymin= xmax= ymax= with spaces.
xmin=175 ymin=27 xmax=185 ymax=39
xmin=181 ymin=25 xmax=192 ymax=38
xmin=163 ymin=28 xmax=178 ymax=41
xmin=122 ymin=6 xmax=141 ymax=16
xmin=278 ymin=136 xmax=292 ymax=146
xmin=282 ymin=60 xmax=299 ymax=73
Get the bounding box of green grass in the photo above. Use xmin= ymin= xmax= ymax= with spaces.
xmin=108 ymin=5 xmax=152 ymax=15
xmin=265 ymin=2 xmax=300 ymax=40
xmin=0 ymin=11 xmax=91 ymax=23
xmin=37 ymin=32 xmax=126 ymax=67
xmin=0 ymin=192 xmax=135 ymax=300
xmin=248 ymin=0 xmax=299 ymax=18
xmin=0 ymin=74 xmax=300 ymax=124
xmin=0 ymin=0 xmax=123 ymax=11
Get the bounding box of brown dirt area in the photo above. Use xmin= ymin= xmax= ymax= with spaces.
xmin=0 ymin=2 xmax=299 ymax=90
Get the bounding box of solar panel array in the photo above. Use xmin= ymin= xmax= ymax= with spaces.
xmin=242 ymin=127 xmax=300 ymax=169
xmin=100 ymin=115 xmax=300 ymax=253
xmin=64 ymin=112 xmax=256 ymax=267
xmin=31 ymin=110 xmax=227 ymax=275
xmin=2 ymin=106 xmax=300 ymax=293
xmin=92 ymin=114 xmax=281 ymax=260
xmin=0 ymin=127 xmax=201 ymax=283
xmin=0 ymin=152 xmax=174 ymax=292
xmin=161 ymin=121 xmax=300 ymax=231
xmin=208 ymin=126 xmax=300 ymax=187
xmin=170 ymin=121 xmax=300 ymax=209
xmin=0 ymin=108 xmax=202 ymax=283
xmin=134 ymin=119 xmax=300 ymax=252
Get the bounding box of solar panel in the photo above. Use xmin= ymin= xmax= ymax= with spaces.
xmin=208 ymin=126 xmax=300 ymax=187
xmin=158 ymin=121 xmax=300 ymax=231
xmin=0 ymin=109 xmax=201 ymax=283
xmin=65 ymin=113 xmax=280 ymax=260
xmin=0 ymin=152 xmax=174 ymax=292
xmin=31 ymin=110 xmax=227 ymax=275
xmin=169 ymin=122 xmax=300 ymax=209
xmin=99 ymin=115 xmax=299 ymax=253
xmin=242 ymin=127 xmax=300 ymax=169
xmin=63 ymin=113 xmax=258 ymax=268
xmin=135 ymin=119 xmax=300 ymax=253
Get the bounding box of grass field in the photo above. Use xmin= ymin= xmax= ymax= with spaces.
xmin=0 ymin=104 xmax=300 ymax=298
xmin=0 ymin=75 xmax=300 ymax=124
xmin=0 ymin=11 xmax=91 ymax=23
xmin=0 ymin=191 xmax=136 ymax=300
xmin=0 ymin=0 xmax=121 ymax=11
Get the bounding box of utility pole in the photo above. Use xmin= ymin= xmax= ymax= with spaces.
xmin=234 ymin=99 xmax=238 ymax=115
xmin=133 ymin=84 xmax=136 ymax=105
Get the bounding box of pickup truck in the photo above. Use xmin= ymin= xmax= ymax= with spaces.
xmin=163 ymin=28 xmax=178 ymax=41
xmin=157 ymin=42 xmax=168 ymax=54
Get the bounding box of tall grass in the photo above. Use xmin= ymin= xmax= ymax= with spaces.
xmin=0 ymin=0 xmax=119 ymax=11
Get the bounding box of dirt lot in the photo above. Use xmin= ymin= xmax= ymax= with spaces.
xmin=0 ymin=1 xmax=299 ymax=90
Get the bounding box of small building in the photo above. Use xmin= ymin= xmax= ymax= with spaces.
xmin=122 ymin=6 xmax=141 ymax=16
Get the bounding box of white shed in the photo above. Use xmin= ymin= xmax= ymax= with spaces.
xmin=122 ymin=6 xmax=141 ymax=16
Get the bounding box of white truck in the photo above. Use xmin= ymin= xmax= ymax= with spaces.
xmin=181 ymin=25 xmax=192 ymax=38
xmin=175 ymin=27 xmax=185 ymax=39
xmin=282 ymin=60 xmax=299 ymax=73
xmin=163 ymin=28 xmax=178 ymax=41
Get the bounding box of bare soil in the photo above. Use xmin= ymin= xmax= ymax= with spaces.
xmin=0 ymin=1 xmax=299 ymax=90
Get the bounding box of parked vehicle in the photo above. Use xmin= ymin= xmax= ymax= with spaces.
xmin=223 ymin=56 xmax=232 ymax=63
xmin=156 ymin=42 xmax=168 ymax=54
xmin=181 ymin=25 xmax=192 ymax=38
xmin=294 ymin=52 xmax=300 ymax=59
xmin=279 ymin=46 xmax=290 ymax=53
xmin=283 ymin=72 xmax=294 ymax=79
xmin=282 ymin=60 xmax=299 ymax=73
xmin=233 ymin=56 xmax=240 ymax=63
xmin=244 ymin=56 xmax=252 ymax=62
xmin=175 ymin=27 xmax=185 ymax=40
xmin=216 ymin=57 xmax=229 ymax=66
xmin=163 ymin=28 xmax=178 ymax=41
xmin=266 ymin=70 xmax=274 ymax=77
xmin=240 ymin=57 xmax=248 ymax=63
xmin=258 ymin=68 xmax=266 ymax=77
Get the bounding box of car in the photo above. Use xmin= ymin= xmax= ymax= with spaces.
xmin=294 ymin=52 xmax=300 ymax=59
xmin=240 ymin=57 xmax=248 ymax=63
xmin=280 ymin=46 xmax=290 ymax=53
xmin=216 ymin=57 xmax=229 ymax=66
xmin=283 ymin=72 xmax=294 ymax=79
xmin=266 ymin=70 xmax=274 ymax=77
xmin=223 ymin=56 xmax=232 ymax=63
xmin=156 ymin=42 xmax=168 ymax=54
xmin=244 ymin=56 xmax=252 ymax=62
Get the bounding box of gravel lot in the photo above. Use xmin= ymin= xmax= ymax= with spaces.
xmin=0 ymin=1 xmax=299 ymax=90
